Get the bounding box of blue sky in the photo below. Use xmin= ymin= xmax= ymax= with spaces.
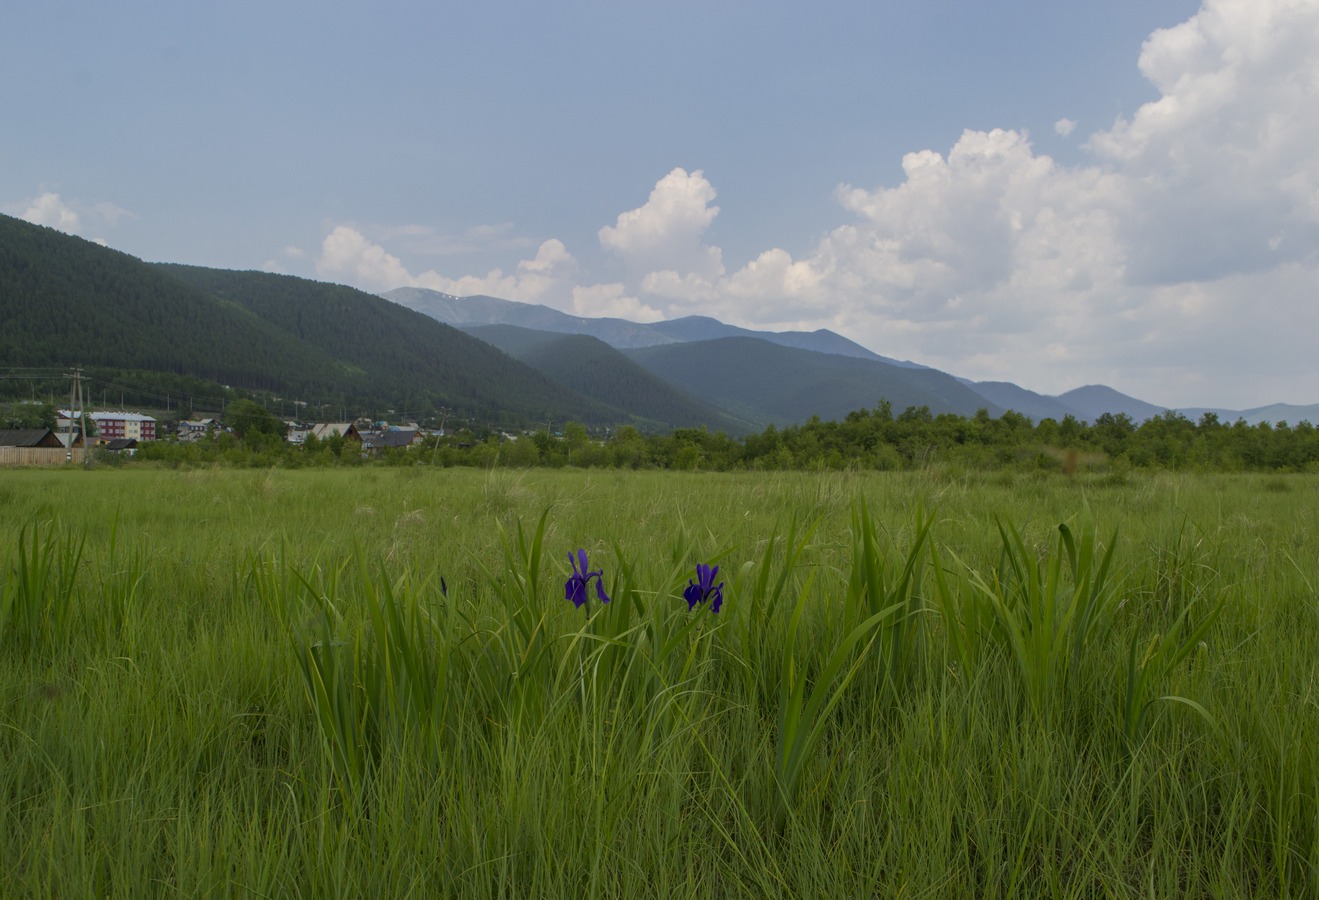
xmin=6 ymin=0 xmax=1317 ymax=410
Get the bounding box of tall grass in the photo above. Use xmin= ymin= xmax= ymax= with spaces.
xmin=1 ymin=468 xmax=1316 ymax=895
xmin=1 ymin=520 xmax=84 ymax=649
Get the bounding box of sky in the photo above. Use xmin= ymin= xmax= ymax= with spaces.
xmin=4 ymin=0 xmax=1317 ymax=410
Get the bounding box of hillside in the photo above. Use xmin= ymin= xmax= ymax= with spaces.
xmin=962 ymin=381 xmax=1083 ymax=422
xmin=152 ymin=265 xmax=624 ymax=424
xmin=1056 ymin=385 xmax=1169 ymax=423
xmin=626 ymin=337 xmax=1003 ymax=426
xmin=644 ymin=315 xmax=921 ymax=366
xmin=385 ymin=288 xmax=674 ymax=349
xmin=384 ymin=287 xmax=914 ymax=363
xmin=10 ymin=212 xmax=1306 ymax=430
xmin=0 ymin=213 xmax=619 ymax=425
xmin=1201 ymin=403 xmax=1319 ymax=426
xmin=464 ymin=325 xmax=753 ymax=433
xmin=0 ymin=214 xmax=341 ymax=396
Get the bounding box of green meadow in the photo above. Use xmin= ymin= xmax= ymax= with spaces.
xmin=2 ymin=467 xmax=1317 ymax=897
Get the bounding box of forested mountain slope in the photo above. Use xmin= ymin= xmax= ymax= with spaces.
xmin=464 ymin=324 xmax=753 ymax=433
xmin=626 ymin=337 xmax=1004 ymax=426
xmin=1 ymin=214 xmax=336 ymax=392
xmin=0 ymin=214 xmax=617 ymax=423
xmin=154 ymin=265 xmax=621 ymax=423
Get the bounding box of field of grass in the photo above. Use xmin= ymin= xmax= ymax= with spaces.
xmin=2 ymin=467 xmax=1318 ymax=897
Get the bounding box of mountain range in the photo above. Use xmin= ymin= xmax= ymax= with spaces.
xmin=385 ymin=286 xmax=1319 ymax=428
xmin=3 ymin=212 xmax=1314 ymax=432
xmin=1 ymin=214 xmax=642 ymax=426
xmin=383 ymin=286 xmax=921 ymax=366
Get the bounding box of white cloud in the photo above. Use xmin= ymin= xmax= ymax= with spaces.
xmin=518 ymin=238 xmax=574 ymax=274
xmin=425 ymin=238 xmax=578 ymax=301
xmin=305 ymin=0 xmax=1319 ymax=408
xmin=318 ymin=226 xmax=414 ymax=291
xmin=640 ymin=270 xmax=720 ymax=305
xmin=261 ymin=245 xmax=308 ymax=274
xmin=618 ymin=0 xmax=1319 ymax=406
xmin=829 ymin=129 xmax=1094 ymax=307
xmin=17 ymin=192 xmax=82 ymax=232
xmin=721 ymin=248 xmax=827 ymax=322
xmin=91 ymin=201 xmax=133 ymax=225
xmin=629 ymin=128 xmax=1127 ymax=347
xmin=1088 ymin=0 xmax=1319 ymax=283
xmin=598 ymin=167 xmax=725 ymax=278
xmin=571 ymin=283 xmax=663 ymax=322
xmin=4 ymin=191 xmax=134 ymax=239
xmin=316 ymin=226 xmax=577 ymax=304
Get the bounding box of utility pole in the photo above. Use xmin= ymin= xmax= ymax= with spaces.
xmin=79 ymin=371 xmax=91 ymax=467
xmin=64 ymin=367 xmax=89 ymax=464
xmin=65 ymin=369 xmax=76 ymax=463
xmin=431 ymin=407 xmax=450 ymax=463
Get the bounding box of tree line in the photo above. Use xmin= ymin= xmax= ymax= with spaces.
xmin=126 ymin=401 xmax=1319 ymax=474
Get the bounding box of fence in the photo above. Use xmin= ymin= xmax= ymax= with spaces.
xmin=0 ymin=448 xmax=86 ymax=467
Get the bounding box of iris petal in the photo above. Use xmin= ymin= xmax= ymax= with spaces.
xmin=683 ymin=582 xmax=701 ymax=609
xmin=565 ymin=548 xmax=608 ymax=609
xmin=684 ymin=564 xmax=726 ymax=613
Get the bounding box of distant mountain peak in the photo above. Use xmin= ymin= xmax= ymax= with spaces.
xmin=381 ymin=287 xmax=914 ymax=364
xmin=5 ymin=214 xmax=1304 ymax=430
xmin=1054 ymin=385 xmax=1168 ymax=422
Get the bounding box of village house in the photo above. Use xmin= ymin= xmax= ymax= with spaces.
xmin=309 ymin=422 xmax=363 ymax=442
xmin=0 ymin=429 xmax=83 ymax=466
xmin=59 ymin=410 xmax=158 ymax=443
xmin=91 ymin=411 xmax=157 ymax=442
xmin=0 ymin=429 xmax=65 ymax=449
xmin=359 ymin=428 xmax=425 ymax=455
xmin=177 ymin=418 xmax=220 ymax=441
xmin=102 ymin=438 xmax=139 ymax=456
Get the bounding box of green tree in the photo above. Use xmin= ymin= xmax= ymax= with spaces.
xmin=0 ymin=401 xmax=56 ymax=430
xmin=225 ymin=399 xmax=287 ymax=440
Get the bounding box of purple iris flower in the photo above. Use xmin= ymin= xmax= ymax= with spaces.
xmin=565 ymin=549 xmax=610 ymax=608
xmin=683 ymin=563 xmax=724 ymax=613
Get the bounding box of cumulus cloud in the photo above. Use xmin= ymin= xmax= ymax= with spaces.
xmin=318 ymin=226 xmax=414 ymax=291
xmin=306 ymin=0 xmax=1319 ymax=407
xmin=1088 ymin=0 xmax=1319 ymax=283
xmin=620 ymin=0 xmax=1319 ymax=405
xmin=571 ymin=283 xmax=663 ymax=322
xmin=316 ymin=226 xmax=577 ymax=303
xmin=426 ymin=238 xmax=578 ymax=301
xmin=637 ymin=129 xmax=1127 ymax=339
xmin=639 ymin=270 xmax=720 ymax=305
xmin=4 ymin=191 xmax=134 ymax=239
xmin=17 ymin=192 xmax=82 ymax=232
xmin=598 ymin=167 xmax=724 ymax=278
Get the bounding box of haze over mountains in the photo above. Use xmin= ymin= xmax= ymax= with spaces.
xmin=3 ymin=212 xmax=1315 ymax=432
xmin=383 ymin=287 xmax=921 ymax=365
xmin=385 ymin=287 xmax=1319 ymax=428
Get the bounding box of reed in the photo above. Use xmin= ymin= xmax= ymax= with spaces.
xmin=0 ymin=467 xmax=1314 ymax=896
